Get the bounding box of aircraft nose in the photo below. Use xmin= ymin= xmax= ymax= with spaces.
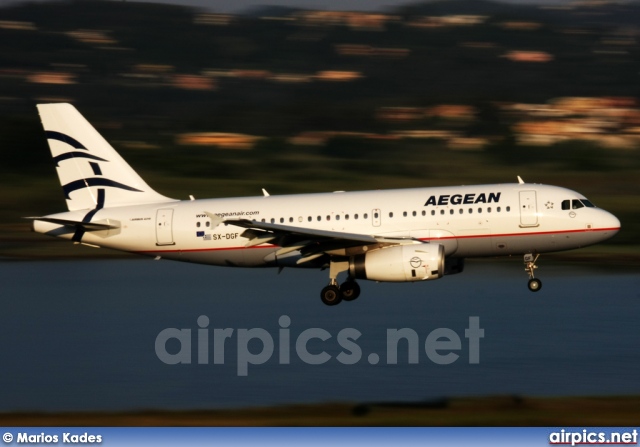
xmin=599 ymin=210 xmax=621 ymax=239
xmin=605 ymin=211 xmax=621 ymax=232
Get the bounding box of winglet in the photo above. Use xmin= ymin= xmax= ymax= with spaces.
xmin=204 ymin=212 xmax=224 ymax=229
xmin=517 ymin=176 xmax=525 ymax=184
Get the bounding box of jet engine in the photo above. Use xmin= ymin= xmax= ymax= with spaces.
xmin=349 ymin=244 xmax=444 ymax=282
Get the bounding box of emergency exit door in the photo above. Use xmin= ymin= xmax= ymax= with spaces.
xmin=372 ymin=209 xmax=381 ymax=227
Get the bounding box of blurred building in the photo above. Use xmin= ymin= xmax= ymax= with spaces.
xmin=177 ymin=133 xmax=263 ymax=149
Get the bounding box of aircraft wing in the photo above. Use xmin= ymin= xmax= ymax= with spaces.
xmin=213 ymin=216 xmax=417 ymax=264
xmin=228 ymin=219 xmax=379 ymax=243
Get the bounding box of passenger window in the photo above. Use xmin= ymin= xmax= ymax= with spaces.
xmin=497 ymin=207 xmax=501 ymax=212
xmin=422 ymin=210 xmax=426 ymax=216
xmin=336 ymin=215 xmax=340 ymax=220
xmin=389 ymin=212 xmax=394 ymax=218
xmin=487 ymin=207 xmax=491 ymax=213
xmin=561 ymin=200 xmax=571 ymax=210
xmin=469 ymin=208 xmax=473 ymax=214
xmin=271 ymin=218 xmax=275 ymax=223
xmin=317 ymin=216 xmax=321 ymax=221
xmin=431 ymin=210 xmax=435 ymax=216
xmin=345 ymin=214 xmax=349 ymax=220
xmin=450 ymin=209 xmax=454 ymax=215
xmin=412 ymin=211 xmax=417 ymax=217
xmin=478 ymin=208 xmax=482 ymax=213
xmin=289 ymin=217 xmax=294 ymax=223
xmin=280 ymin=218 xmax=285 ymax=223
xmin=403 ymin=211 xmax=407 ymax=217
xmin=355 ymin=214 xmax=359 ymax=219
xmin=440 ymin=210 xmax=445 ymax=215
xmin=196 ymin=222 xmax=201 ymax=227
xmin=326 ymin=215 xmax=331 ymax=221
xmin=374 ymin=212 xmax=379 ymax=218
xmin=308 ymin=216 xmax=312 ymax=222
xmin=506 ymin=206 xmax=511 ymax=212
xmin=364 ymin=213 xmax=368 ymax=219
xmin=459 ymin=209 xmax=463 ymax=214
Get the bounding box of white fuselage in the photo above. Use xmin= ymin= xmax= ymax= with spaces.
xmin=34 ymin=183 xmax=621 ymax=268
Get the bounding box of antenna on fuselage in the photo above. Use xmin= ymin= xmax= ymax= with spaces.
xmin=517 ymin=176 xmax=525 ymax=184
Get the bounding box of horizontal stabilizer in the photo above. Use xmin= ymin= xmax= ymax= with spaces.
xmin=24 ymin=217 xmax=120 ymax=231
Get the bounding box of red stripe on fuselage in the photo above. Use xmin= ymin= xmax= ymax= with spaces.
xmin=136 ymin=244 xmax=278 ymax=254
xmin=424 ymin=227 xmax=620 ymax=241
xmin=137 ymin=227 xmax=619 ymax=255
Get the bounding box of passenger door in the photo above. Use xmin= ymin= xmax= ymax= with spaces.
xmin=519 ymin=190 xmax=538 ymax=227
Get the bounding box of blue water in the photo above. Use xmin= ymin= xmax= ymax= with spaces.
xmin=0 ymin=259 xmax=638 ymax=412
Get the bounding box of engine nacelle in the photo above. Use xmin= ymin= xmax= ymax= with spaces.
xmin=349 ymin=244 xmax=445 ymax=282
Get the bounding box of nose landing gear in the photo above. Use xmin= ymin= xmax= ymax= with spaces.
xmin=524 ymin=253 xmax=542 ymax=292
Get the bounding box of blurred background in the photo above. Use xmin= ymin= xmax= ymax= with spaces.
xmin=0 ymin=0 xmax=639 ymax=259
xmin=1 ymin=0 xmax=640 ymax=424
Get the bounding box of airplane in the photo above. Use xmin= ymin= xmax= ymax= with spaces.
xmin=28 ymin=103 xmax=621 ymax=305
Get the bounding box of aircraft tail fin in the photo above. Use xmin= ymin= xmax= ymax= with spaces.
xmin=37 ymin=103 xmax=175 ymax=211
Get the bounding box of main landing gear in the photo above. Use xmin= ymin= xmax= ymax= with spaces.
xmin=524 ymin=253 xmax=542 ymax=292
xmin=320 ymin=260 xmax=361 ymax=306
xmin=320 ymin=281 xmax=361 ymax=306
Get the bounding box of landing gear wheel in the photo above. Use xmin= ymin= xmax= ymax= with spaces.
xmin=524 ymin=253 xmax=542 ymax=292
xmin=340 ymin=281 xmax=361 ymax=301
xmin=321 ymin=285 xmax=343 ymax=306
xmin=528 ymin=278 xmax=542 ymax=292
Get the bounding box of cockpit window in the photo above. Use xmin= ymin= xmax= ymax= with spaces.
xmin=562 ymin=199 xmax=595 ymax=210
